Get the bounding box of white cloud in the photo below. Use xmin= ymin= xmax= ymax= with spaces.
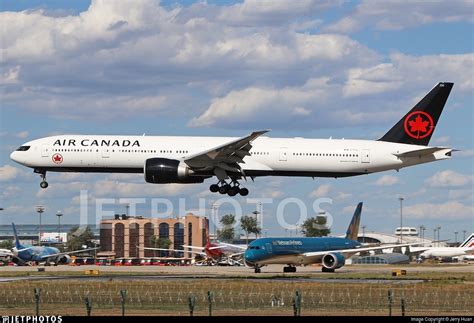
xmin=218 ymin=0 xmax=339 ymax=26
xmin=426 ymin=170 xmax=472 ymax=188
xmin=432 ymin=136 xmax=450 ymax=145
xmin=374 ymin=175 xmax=400 ymax=186
xmin=0 ymin=185 xmax=22 ymax=199
xmin=448 ymin=189 xmax=474 ymax=201
xmin=0 ymin=165 xmax=22 ymax=182
xmin=344 ymin=53 xmax=474 ymax=97
xmin=403 ymin=201 xmax=474 ymax=220
xmin=309 ymin=184 xmax=332 ymax=198
xmin=15 ymin=131 xmax=29 ymax=139
xmin=323 ymin=0 xmax=473 ymax=33
xmin=93 ymin=180 xmax=197 ymax=198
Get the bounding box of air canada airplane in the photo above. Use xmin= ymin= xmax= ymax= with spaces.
xmin=243 ymin=202 xmax=432 ymax=273
xmin=10 ymin=83 xmax=454 ymax=196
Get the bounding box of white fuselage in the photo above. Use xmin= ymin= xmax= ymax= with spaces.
xmin=412 ymin=247 xmax=474 ymax=259
xmin=10 ymin=135 xmax=452 ymax=180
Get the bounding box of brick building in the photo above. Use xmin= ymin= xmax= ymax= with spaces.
xmin=100 ymin=213 xmax=208 ymax=258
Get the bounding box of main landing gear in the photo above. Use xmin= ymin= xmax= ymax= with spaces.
xmin=209 ymin=180 xmax=249 ymax=196
xmin=283 ymin=265 xmax=297 ymax=273
xmin=35 ymin=169 xmax=48 ymax=189
xmin=254 ymin=265 xmax=261 ymax=273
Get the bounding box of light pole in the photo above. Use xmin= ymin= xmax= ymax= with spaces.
xmin=463 ymin=230 xmax=466 ymax=241
xmin=56 ymin=211 xmax=63 ymax=243
xmin=433 ymin=228 xmax=437 ymax=246
xmin=399 ymin=197 xmax=404 ymax=244
xmin=35 ymin=205 xmax=45 ymax=246
xmin=211 ymin=202 xmax=218 ymax=242
xmin=454 ymin=231 xmax=458 ymax=245
xmin=252 ymin=209 xmax=260 ymax=238
xmin=420 ymin=225 xmax=425 ymax=242
xmin=362 ymin=225 xmax=366 ymax=243
xmin=437 ymin=226 xmax=441 ymax=247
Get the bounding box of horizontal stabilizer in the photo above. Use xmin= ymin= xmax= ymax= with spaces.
xmin=393 ymin=147 xmax=449 ymax=158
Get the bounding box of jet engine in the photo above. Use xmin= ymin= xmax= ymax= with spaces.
xmin=144 ymin=158 xmax=204 ymax=184
xmin=57 ymin=254 xmax=72 ymax=264
xmin=322 ymin=252 xmax=345 ymax=270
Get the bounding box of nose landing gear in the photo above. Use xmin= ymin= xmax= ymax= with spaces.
xmin=35 ymin=169 xmax=48 ymax=189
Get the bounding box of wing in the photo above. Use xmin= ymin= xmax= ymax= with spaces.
xmin=184 ymin=130 xmax=270 ymax=179
xmin=141 ymin=246 xmax=205 ymax=256
xmin=303 ymin=241 xmax=432 ymax=260
xmin=218 ymin=242 xmax=248 ymax=250
xmin=40 ymin=247 xmax=98 ymax=259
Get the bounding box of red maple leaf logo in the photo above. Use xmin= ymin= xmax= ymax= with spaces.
xmin=403 ymin=111 xmax=434 ymax=139
xmin=408 ymin=115 xmax=429 ymax=133
xmin=52 ymin=153 xmax=63 ymax=164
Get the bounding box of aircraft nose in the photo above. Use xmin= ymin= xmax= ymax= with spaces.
xmin=10 ymin=151 xmax=20 ymax=163
xmin=243 ymin=250 xmax=256 ymax=267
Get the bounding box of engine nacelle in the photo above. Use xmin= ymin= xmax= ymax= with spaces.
xmin=322 ymin=252 xmax=345 ymax=270
xmin=57 ymin=254 xmax=71 ymax=264
xmin=144 ymin=158 xmax=204 ymax=184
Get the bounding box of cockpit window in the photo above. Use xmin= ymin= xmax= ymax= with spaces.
xmin=16 ymin=146 xmax=30 ymax=151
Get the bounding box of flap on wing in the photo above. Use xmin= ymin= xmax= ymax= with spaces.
xmin=184 ymin=130 xmax=270 ymax=169
xmin=393 ymin=147 xmax=448 ymax=158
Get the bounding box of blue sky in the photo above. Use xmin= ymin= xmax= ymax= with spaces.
xmin=0 ymin=0 xmax=472 ymax=242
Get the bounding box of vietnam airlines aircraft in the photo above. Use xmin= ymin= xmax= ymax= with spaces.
xmin=10 ymin=83 xmax=454 ymax=196
xmin=10 ymin=223 xmax=97 ymax=266
xmin=243 ymin=202 xmax=431 ymax=273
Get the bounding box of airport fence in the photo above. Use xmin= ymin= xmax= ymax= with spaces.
xmin=0 ymin=280 xmax=472 ymax=316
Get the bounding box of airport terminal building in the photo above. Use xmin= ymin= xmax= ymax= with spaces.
xmin=100 ymin=213 xmax=208 ymax=259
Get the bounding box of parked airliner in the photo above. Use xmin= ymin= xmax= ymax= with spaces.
xmin=411 ymin=233 xmax=474 ymax=259
xmin=10 ymin=223 xmax=97 ymax=266
xmin=244 ymin=202 xmax=431 ymax=273
xmin=10 ymin=83 xmax=454 ymax=196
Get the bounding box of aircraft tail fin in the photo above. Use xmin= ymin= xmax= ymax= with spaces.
xmin=378 ymin=82 xmax=453 ymax=146
xmin=205 ymin=218 xmax=211 ymax=246
xmin=12 ymin=222 xmax=23 ymax=249
xmin=460 ymin=233 xmax=474 ymax=248
xmin=345 ymin=202 xmax=363 ymax=241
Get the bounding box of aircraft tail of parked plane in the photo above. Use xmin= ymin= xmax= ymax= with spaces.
xmin=460 ymin=234 xmax=474 ymax=248
xmin=12 ymin=222 xmax=24 ymax=250
xmin=345 ymin=202 xmax=362 ymax=241
xmin=378 ymin=82 xmax=453 ymax=146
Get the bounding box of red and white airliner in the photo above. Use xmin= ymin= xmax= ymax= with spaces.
xmin=10 ymin=83 xmax=454 ymax=196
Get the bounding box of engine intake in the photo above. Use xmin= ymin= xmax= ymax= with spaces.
xmin=145 ymin=158 xmax=203 ymax=184
xmin=58 ymin=254 xmax=71 ymax=264
xmin=322 ymin=252 xmax=345 ymax=270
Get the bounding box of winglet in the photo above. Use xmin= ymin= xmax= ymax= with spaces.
xmin=345 ymin=202 xmax=363 ymax=241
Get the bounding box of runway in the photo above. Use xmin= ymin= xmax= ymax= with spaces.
xmin=1 ymin=263 xmax=472 ymax=277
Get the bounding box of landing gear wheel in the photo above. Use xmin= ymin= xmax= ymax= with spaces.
xmin=322 ymin=267 xmax=335 ymax=273
xmin=227 ymin=186 xmax=239 ymax=196
xmin=283 ymin=266 xmax=296 ymax=273
xmin=239 ymin=188 xmax=249 ymax=196
xmin=209 ymin=184 xmax=219 ymax=193
xmin=36 ymin=170 xmax=48 ymax=189
xmin=219 ymin=184 xmax=230 ymax=194
xmin=254 ymin=267 xmax=261 ymax=273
